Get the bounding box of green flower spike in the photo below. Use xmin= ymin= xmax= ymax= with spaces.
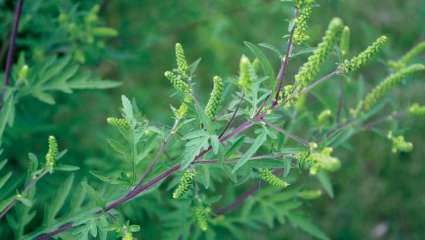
xmin=388 ymin=41 xmax=425 ymax=70
xmin=259 ymin=168 xmax=289 ymax=188
xmin=359 ymin=64 xmax=425 ymax=112
xmin=238 ymin=55 xmax=253 ymax=94
xmin=45 ymin=136 xmax=59 ymax=172
xmin=340 ymin=26 xmax=350 ymax=58
xmin=107 ymin=117 xmax=130 ymax=129
xmin=172 ymin=168 xmax=196 ymax=199
xmin=294 ymin=18 xmax=343 ymax=89
xmin=293 ymin=0 xmax=314 ymax=44
xmin=317 ymin=109 xmax=332 ymax=126
xmin=194 ymin=206 xmax=210 ymax=231
xmin=205 ymin=76 xmax=224 ymax=120
xmin=387 ymin=131 xmax=413 ymax=153
xmin=164 ymin=71 xmax=191 ymax=95
xmin=307 ymin=147 xmax=341 ymax=175
xmin=340 ymin=35 xmax=387 ymax=73
xmin=409 ymin=103 xmax=425 ymax=116
xmin=175 ymin=42 xmax=189 ymax=75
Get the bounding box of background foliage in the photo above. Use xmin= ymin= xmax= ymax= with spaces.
xmin=0 ymin=0 xmax=424 ymax=239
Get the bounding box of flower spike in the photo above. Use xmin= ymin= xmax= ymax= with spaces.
xmin=205 ymin=76 xmax=224 ymax=120
xmin=340 ymin=35 xmax=387 ymax=73
xmin=259 ymin=168 xmax=289 ymax=188
xmin=294 ymin=18 xmax=343 ymax=89
xmin=172 ymin=168 xmax=196 ymax=199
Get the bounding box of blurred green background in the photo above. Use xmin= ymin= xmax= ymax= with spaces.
xmin=2 ymin=0 xmax=425 ymax=239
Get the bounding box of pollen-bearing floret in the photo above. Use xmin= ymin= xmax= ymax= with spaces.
xmin=172 ymin=168 xmax=196 ymax=199
xmin=340 ymin=35 xmax=387 ymax=73
xmin=238 ymin=55 xmax=253 ymax=94
xmin=387 ymin=131 xmax=413 ymax=154
xmin=293 ymin=0 xmax=314 ymax=44
xmin=107 ymin=117 xmax=130 ymax=129
xmin=205 ymin=75 xmax=224 ymax=120
xmin=45 ymin=136 xmax=59 ymax=172
xmin=259 ymin=168 xmax=289 ymax=188
xmin=175 ymin=42 xmax=189 ymax=75
xmin=305 ymin=147 xmax=341 ymax=175
xmin=357 ymin=64 xmax=425 ymax=113
xmin=194 ymin=206 xmax=211 ymax=231
xmin=294 ymin=18 xmax=343 ymax=90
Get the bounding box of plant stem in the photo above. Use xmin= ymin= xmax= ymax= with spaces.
xmin=36 ymin=223 xmax=74 ymax=240
xmin=273 ymin=26 xmax=296 ymax=105
xmin=260 ymin=119 xmax=309 ymax=147
xmin=219 ymin=92 xmax=244 ymax=138
xmin=3 ymin=0 xmax=25 ymax=86
xmin=36 ymin=21 xmax=344 ymax=239
xmin=214 ymin=169 xmax=283 ymax=215
xmin=136 ymin=118 xmax=180 ymax=186
xmin=0 ymin=169 xmax=48 ymax=220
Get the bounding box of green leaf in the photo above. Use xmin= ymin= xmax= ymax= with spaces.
xmin=32 ymin=91 xmax=55 ymax=105
xmin=181 ymin=132 xmax=210 ymax=169
xmin=0 ymin=171 xmax=12 ymax=189
xmin=287 ymin=213 xmax=330 ymax=240
xmin=54 ymin=164 xmax=80 ymax=172
xmin=317 ymin=172 xmax=334 ymax=198
xmin=0 ymin=91 xmax=15 ymax=139
xmin=244 ymin=41 xmax=275 ymax=88
xmin=210 ymin=135 xmax=220 ymax=154
xmin=44 ymin=174 xmax=74 ymax=225
xmin=232 ymin=131 xmax=267 ymax=172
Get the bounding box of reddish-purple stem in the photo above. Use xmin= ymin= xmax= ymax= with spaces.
xmin=36 ymin=223 xmax=74 ymax=240
xmin=214 ymin=183 xmax=259 ymax=215
xmin=136 ymin=119 xmax=180 ymax=186
xmin=219 ymin=93 xmax=245 ymax=138
xmin=214 ymin=169 xmax=282 ymax=215
xmin=3 ymin=0 xmax=24 ymax=86
xmin=273 ymin=25 xmax=296 ymax=105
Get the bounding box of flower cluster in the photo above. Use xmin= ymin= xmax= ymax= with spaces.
xmin=238 ymin=55 xmax=253 ymax=94
xmin=164 ymin=43 xmax=194 ymax=119
xmin=107 ymin=117 xmax=130 ymax=129
xmin=409 ymin=103 xmax=425 ymax=116
xmin=339 ymin=26 xmax=350 ymax=58
xmin=358 ymin=64 xmax=425 ymax=113
xmin=45 ymin=136 xmax=59 ymax=172
xmin=259 ymin=168 xmax=289 ymax=188
xmin=175 ymin=42 xmax=189 ymax=75
xmin=293 ymin=0 xmax=314 ymax=44
xmin=294 ymin=18 xmax=343 ymax=90
xmin=388 ymin=41 xmax=425 ymax=70
xmin=305 ymin=146 xmax=341 ymax=175
xmin=204 ymin=76 xmax=224 ymax=120
xmin=387 ymin=131 xmax=413 ymax=154
xmin=172 ymin=168 xmax=196 ymax=199
xmin=194 ymin=206 xmax=211 ymax=231
xmin=317 ymin=109 xmax=332 ymax=126
xmin=340 ymin=36 xmax=387 ymax=73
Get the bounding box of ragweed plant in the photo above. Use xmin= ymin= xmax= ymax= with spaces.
xmin=0 ymin=1 xmax=424 ymax=240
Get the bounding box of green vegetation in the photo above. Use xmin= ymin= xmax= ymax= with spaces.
xmin=0 ymin=0 xmax=424 ymax=239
